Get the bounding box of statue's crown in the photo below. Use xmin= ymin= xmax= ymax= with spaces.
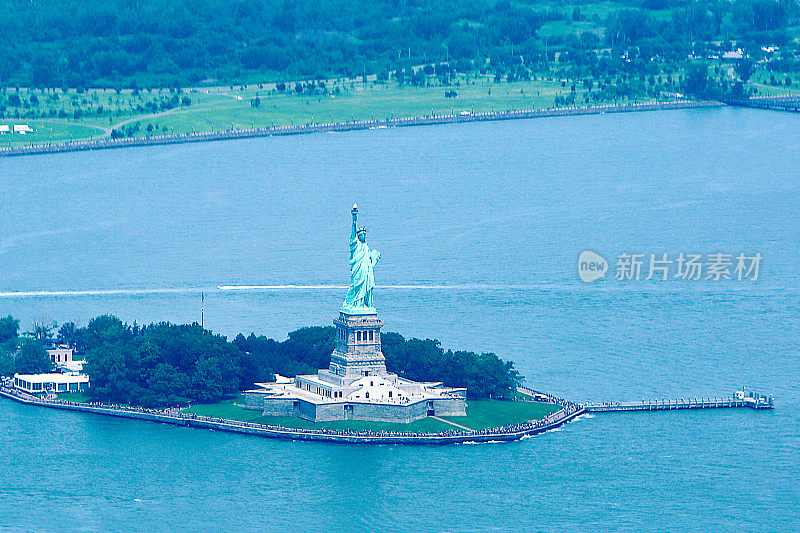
xmin=357 ymin=227 xmax=367 ymax=234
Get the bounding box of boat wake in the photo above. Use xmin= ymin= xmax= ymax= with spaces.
xmin=0 ymin=287 xmax=202 ymax=298
xmin=0 ymin=283 xmax=526 ymax=299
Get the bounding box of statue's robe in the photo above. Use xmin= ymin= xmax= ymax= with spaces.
xmin=344 ymin=234 xmax=380 ymax=310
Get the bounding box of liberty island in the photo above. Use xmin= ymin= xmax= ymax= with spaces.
xmin=243 ymin=205 xmax=468 ymax=423
xmin=0 ymin=202 xmax=772 ymax=440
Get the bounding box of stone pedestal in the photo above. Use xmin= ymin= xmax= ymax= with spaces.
xmin=328 ymin=311 xmax=387 ymax=377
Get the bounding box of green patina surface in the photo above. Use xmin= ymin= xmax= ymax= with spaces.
xmin=341 ymin=205 xmax=380 ymax=314
xmin=184 ymin=396 xmax=559 ymax=432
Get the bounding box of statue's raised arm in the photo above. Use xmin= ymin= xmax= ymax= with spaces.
xmin=350 ymin=204 xmax=358 ymax=242
xmin=342 ymin=204 xmax=379 ymax=314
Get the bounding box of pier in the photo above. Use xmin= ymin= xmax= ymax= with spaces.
xmin=584 ymin=391 xmax=774 ymax=413
xmin=725 ymin=95 xmax=800 ymax=113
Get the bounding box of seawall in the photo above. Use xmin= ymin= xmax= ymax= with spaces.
xmin=0 ymin=387 xmax=583 ymax=445
xmin=0 ymin=99 xmax=723 ymax=158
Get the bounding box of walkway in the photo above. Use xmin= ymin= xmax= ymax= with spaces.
xmin=0 ymin=99 xmax=721 ymax=158
xmin=584 ymin=391 xmax=774 ymax=412
xmin=0 ymin=386 xmax=583 ymax=445
xmin=430 ymin=416 xmax=472 ymax=431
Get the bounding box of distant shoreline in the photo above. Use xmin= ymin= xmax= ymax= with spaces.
xmin=0 ymin=99 xmax=722 ymax=159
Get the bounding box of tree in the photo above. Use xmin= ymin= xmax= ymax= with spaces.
xmin=382 ymin=332 xmax=520 ymax=399
xmin=0 ymin=315 xmax=19 ymax=342
xmin=57 ymin=322 xmax=82 ymax=350
xmin=606 ymin=10 xmax=654 ymax=46
xmin=735 ymin=58 xmax=754 ymax=82
xmin=85 ymin=315 xmax=130 ymax=347
xmin=684 ymin=63 xmax=709 ymax=96
xmin=28 ymin=321 xmax=56 ymax=343
xmin=15 ymin=339 xmax=52 ymax=374
xmin=280 ymin=327 xmax=335 ymax=371
xmin=0 ymin=348 xmax=14 ymax=377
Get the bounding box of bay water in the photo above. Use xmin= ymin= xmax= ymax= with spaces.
xmin=0 ymin=107 xmax=798 ymax=531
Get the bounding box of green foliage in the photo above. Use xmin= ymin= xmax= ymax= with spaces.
xmin=2 ymin=311 xmax=523 ymax=404
xmin=684 ymin=62 xmax=709 ymax=96
xmin=57 ymin=322 xmax=84 ymax=351
xmin=83 ymin=320 xmax=242 ymax=407
xmin=0 ymin=344 xmax=16 ymax=377
xmin=381 ymin=332 xmax=521 ymax=399
xmin=230 ymin=326 xmax=522 ymax=400
xmin=233 ymin=327 xmax=335 ymax=380
xmin=0 ymin=0 xmax=797 ymax=89
xmin=0 ymin=315 xmax=19 ymax=343
xmin=735 ymin=58 xmax=755 ymax=82
xmin=27 ymin=321 xmax=56 ymax=343
xmin=15 ymin=339 xmax=52 ymax=375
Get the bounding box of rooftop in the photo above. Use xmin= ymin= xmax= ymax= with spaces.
xmin=14 ymin=373 xmax=89 ymax=384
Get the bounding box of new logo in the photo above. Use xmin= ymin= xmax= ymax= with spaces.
xmin=578 ymin=250 xmax=608 ymax=283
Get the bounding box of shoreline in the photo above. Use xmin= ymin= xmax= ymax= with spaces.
xmin=0 ymin=99 xmax=722 ymax=159
xmin=0 ymin=386 xmax=583 ymax=445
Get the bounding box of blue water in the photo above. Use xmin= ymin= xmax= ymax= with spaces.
xmin=0 ymin=107 xmax=798 ymax=531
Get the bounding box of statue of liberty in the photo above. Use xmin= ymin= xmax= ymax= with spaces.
xmin=342 ymin=204 xmax=381 ymax=313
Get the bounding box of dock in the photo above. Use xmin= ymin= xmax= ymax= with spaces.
xmin=584 ymin=390 xmax=774 ymax=413
xmin=725 ymin=95 xmax=800 ymax=113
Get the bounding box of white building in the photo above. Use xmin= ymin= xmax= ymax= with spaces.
xmin=13 ymin=124 xmax=33 ymax=134
xmin=723 ymin=49 xmax=744 ymax=60
xmin=0 ymin=125 xmax=9 ymax=134
xmin=245 ymin=311 xmax=466 ymax=423
xmin=13 ymin=373 xmax=90 ymax=394
xmin=46 ymin=345 xmax=74 ymax=365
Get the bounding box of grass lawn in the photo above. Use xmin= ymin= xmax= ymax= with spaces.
xmin=55 ymin=391 xmax=92 ymax=403
xmin=0 ymin=119 xmax=106 ymax=148
xmin=130 ymin=77 xmax=586 ymax=137
xmin=184 ymin=395 xmax=560 ymax=433
xmin=185 ymin=396 xmax=263 ymax=422
xmin=440 ymin=399 xmax=560 ymax=431
xmin=1 ymin=74 xmax=647 ymax=149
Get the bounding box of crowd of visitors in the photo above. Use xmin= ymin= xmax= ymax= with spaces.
xmin=0 ymin=383 xmax=584 ymax=443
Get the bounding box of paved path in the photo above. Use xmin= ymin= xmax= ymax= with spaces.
xmin=0 ymin=386 xmax=583 ymax=445
xmin=430 ymin=416 xmax=472 ymax=430
xmin=0 ymin=99 xmax=722 ymax=158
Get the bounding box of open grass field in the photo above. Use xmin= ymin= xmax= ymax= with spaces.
xmin=54 ymin=391 xmax=92 ymax=403
xmin=0 ymin=120 xmax=106 ymax=149
xmin=184 ymin=395 xmax=560 ymax=432
xmin=5 ymin=61 xmax=791 ymax=151
xmin=142 ymin=78 xmax=577 ymax=134
xmin=0 ymin=75 xmax=636 ymax=149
